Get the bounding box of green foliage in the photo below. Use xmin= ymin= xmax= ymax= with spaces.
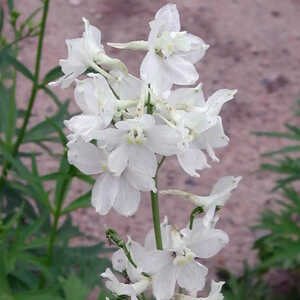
xmin=253 ymin=100 xmax=300 ymax=272
xmin=253 ymin=100 xmax=300 ymax=190
xmin=221 ymin=100 xmax=300 ymax=299
xmin=0 ymin=2 xmax=111 ymax=299
xmin=218 ymin=266 xmax=273 ymax=300
xmin=254 ymin=187 xmax=300 ymax=271
xmin=218 ymin=266 xmax=300 ymax=300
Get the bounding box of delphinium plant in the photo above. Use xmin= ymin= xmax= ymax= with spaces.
xmin=51 ymin=4 xmax=241 ymax=300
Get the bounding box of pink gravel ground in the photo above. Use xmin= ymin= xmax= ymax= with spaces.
xmin=5 ymin=0 xmax=300 ymax=295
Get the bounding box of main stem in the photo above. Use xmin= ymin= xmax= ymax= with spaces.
xmin=151 ymin=190 xmax=163 ymax=250
xmin=146 ymin=91 xmax=164 ymax=250
xmin=150 ymin=156 xmax=166 ymax=250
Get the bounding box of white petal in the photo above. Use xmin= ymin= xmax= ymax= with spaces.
xmin=140 ymin=51 xmax=173 ymax=93
xmin=67 ymin=138 xmax=105 ymax=174
xmin=187 ymin=228 xmax=229 ymax=259
xmin=209 ymin=176 xmax=242 ymax=206
xmin=108 ymin=144 xmax=129 ymax=176
xmin=99 ymin=127 xmax=124 ymax=149
xmin=102 ymin=268 xmax=136 ymax=297
xmin=164 ymin=55 xmax=199 ymax=86
xmin=92 ymin=173 xmax=119 ymax=215
xmin=113 ymin=177 xmax=140 ymax=216
xmin=55 ymin=59 xmax=86 ymax=88
xmin=206 ymin=280 xmax=225 ymax=300
xmin=127 ymin=144 xmax=157 ymax=177
xmin=193 ymin=117 xmax=229 ymax=162
xmin=176 ymin=261 xmax=208 ymax=293
xmin=177 ymin=148 xmax=210 ymax=177
xmin=74 ymin=74 xmax=117 ymax=126
xmin=139 ymin=114 xmax=156 ymax=130
xmin=152 ymin=263 xmax=177 ymax=300
xmin=65 ymin=114 xmax=104 ymax=142
xmin=82 ymin=17 xmax=102 ymax=50
xmin=178 ymin=34 xmax=209 ymax=64
xmin=109 ymin=70 xmax=142 ymax=100
xmin=149 ymin=4 xmax=180 ymax=45
xmin=125 ymin=167 xmax=156 ymax=192
xmin=146 ymin=125 xmax=180 ymax=156
xmin=211 ymin=176 xmax=242 ymax=195
xmin=115 ymin=115 xmax=154 ymax=131
xmin=128 ymin=240 xmax=172 ymax=274
xmin=112 ymin=249 xmax=127 ymax=272
xmin=206 ymin=89 xmax=237 ymax=117
xmin=168 ymin=83 xmax=205 ymax=107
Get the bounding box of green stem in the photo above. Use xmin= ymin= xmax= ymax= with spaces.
xmin=13 ymin=0 xmax=50 ymax=155
xmin=39 ymin=176 xmax=69 ymax=288
xmin=151 ymin=190 xmax=163 ymax=250
xmin=150 ymin=156 xmax=166 ymax=250
xmin=38 ymin=205 xmax=60 ymax=288
xmin=0 ymin=0 xmax=50 ymax=187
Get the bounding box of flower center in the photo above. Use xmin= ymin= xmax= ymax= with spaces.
xmin=155 ymin=31 xmax=191 ymax=58
xmin=126 ymin=128 xmax=146 ymax=144
xmin=172 ymin=248 xmax=195 ymax=266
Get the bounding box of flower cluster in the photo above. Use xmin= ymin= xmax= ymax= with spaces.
xmin=52 ymin=3 xmax=241 ymax=300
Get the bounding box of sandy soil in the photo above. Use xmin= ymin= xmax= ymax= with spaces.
xmin=5 ymin=0 xmax=300 ymax=295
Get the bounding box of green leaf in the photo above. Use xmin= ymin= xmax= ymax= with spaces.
xmin=253 ymin=130 xmax=300 ymax=141
xmin=0 ymin=82 xmax=11 ymax=135
xmin=23 ymin=100 xmax=69 ymax=144
xmin=60 ymin=273 xmax=89 ymax=300
xmin=53 ymin=152 xmax=72 ymax=207
xmin=285 ymin=123 xmax=300 ymax=136
xmin=42 ymin=66 xmax=63 ymax=85
xmin=14 ymin=289 xmax=62 ymax=300
xmin=53 ymin=241 xmax=111 ymax=289
xmin=22 ymin=7 xmax=42 ymax=28
xmin=262 ymin=145 xmax=300 ymax=157
xmin=42 ymin=86 xmax=63 ymax=107
xmin=17 ymin=253 xmax=53 ymax=281
xmin=0 ymin=203 xmax=24 ymax=233
xmin=98 ymin=289 xmax=114 ymax=300
xmin=45 ymin=115 xmax=68 ymax=145
xmin=7 ymin=0 xmax=14 ymax=12
xmin=61 ymin=191 xmax=91 ymax=215
xmin=0 ymin=51 xmax=34 ymax=80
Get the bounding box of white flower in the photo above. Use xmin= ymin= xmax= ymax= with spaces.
xmin=100 ymin=114 xmax=180 ymax=181
xmin=64 ymin=73 xmax=117 ymax=142
xmin=161 ymin=176 xmax=242 ymax=211
xmin=126 ymin=214 xmax=226 ymax=300
xmin=176 ymin=280 xmax=225 ymax=300
xmin=109 ymin=4 xmax=209 ymax=93
xmin=50 ymin=18 xmax=126 ymax=88
xmin=159 ymin=86 xmax=237 ymax=175
xmin=101 ymin=268 xmax=150 ymax=300
xmin=165 ymin=85 xmax=237 ymax=135
xmin=101 ymin=246 xmax=151 ymax=300
xmin=180 ymin=206 xmax=229 ymax=259
xmin=67 ymin=138 xmax=154 ymax=216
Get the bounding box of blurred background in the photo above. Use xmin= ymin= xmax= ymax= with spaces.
xmin=1 ymin=0 xmax=300 ymax=299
